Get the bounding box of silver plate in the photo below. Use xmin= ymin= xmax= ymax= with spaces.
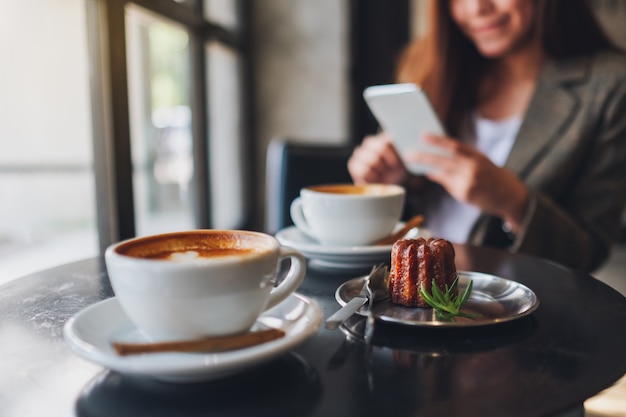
xmin=335 ymin=271 xmax=539 ymax=327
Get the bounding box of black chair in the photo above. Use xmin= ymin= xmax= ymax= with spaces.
xmin=265 ymin=138 xmax=354 ymax=234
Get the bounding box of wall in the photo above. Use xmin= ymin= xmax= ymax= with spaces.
xmin=251 ymin=0 xmax=349 ymax=229
xmin=252 ymin=0 xmax=349 ymax=148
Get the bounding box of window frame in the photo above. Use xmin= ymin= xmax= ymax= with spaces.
xmin=86 ymin=0 xmax=254 ymax=253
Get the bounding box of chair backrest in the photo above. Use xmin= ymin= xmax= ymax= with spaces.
xmin=265 ymin=138 xmax=354 ymax=234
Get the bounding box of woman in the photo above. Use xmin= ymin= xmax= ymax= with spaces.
xmin=348 ymin=0 xmax=626 ymax=272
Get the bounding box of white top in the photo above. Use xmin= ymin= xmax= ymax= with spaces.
xmin=424 ymin=113 xmax=522 ymax=243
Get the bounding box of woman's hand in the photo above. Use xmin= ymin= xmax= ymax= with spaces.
xmin=347 ymin=133 xmax=409 ymax=185
xmin=406 ymin=134 xmax=529 ymax=232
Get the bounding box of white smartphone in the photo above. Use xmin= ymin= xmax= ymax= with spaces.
xmin=363 ymin=83 xmax=449 ymax=174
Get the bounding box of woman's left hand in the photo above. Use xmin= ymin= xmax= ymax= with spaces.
xmin=405 ymin=133 xmax=529 ymax=232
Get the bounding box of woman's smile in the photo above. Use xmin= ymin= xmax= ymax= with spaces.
xmin=471 ymin=15 xmax=511 ymax=37
xmin=450 ymin=0 xmax=537 ymax=58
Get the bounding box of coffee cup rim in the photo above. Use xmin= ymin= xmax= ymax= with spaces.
xmin=105 ymin=229 xmax=279 ymax=264
xmin=303 ymin=183 xmax=405 ymax=196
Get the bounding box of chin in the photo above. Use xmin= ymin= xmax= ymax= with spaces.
xmin=475 ymin=41 xmax=516 ymax=58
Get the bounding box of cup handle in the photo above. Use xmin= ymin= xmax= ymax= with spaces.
xmin=290 ymin=197 xmax=315 ymax=238
xmin=264 ymin=246 xmax=306 ymax=310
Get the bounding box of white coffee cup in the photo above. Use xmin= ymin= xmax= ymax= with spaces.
xmin=105 ymin=229 xmax=306 ymax=342
xmin=290 ymin=183 xmax=405 ymax=246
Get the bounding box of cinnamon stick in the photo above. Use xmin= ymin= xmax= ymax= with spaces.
xmin=374 ymin=215 xmax=424 ymax=246
xmin=112 ymin=328 xmax=286 ymax=356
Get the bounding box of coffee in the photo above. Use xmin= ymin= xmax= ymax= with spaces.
xmin=115 ymin=231 xmax=269 ymax=261
xmin=290 ymin=183 xmax=406 ymax=246
xmin=307 ymin=184 xmax=396 ymax=196
xmin=105 ymin=229 xmax=307 ymax=341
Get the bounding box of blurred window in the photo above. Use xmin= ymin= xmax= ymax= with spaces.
xmin=207 ymin=41 xmax=247 ymax=228
xmin=0 ymin=0 xmax=97 ymax=284
xmin=126 ymin=6 xmax=195 ymax=235
xmin=204 ymin=0 xmax=239 ymax=30
xmin=0 ymin=0 xmax=251 ymax=284
xmin=92 ymin=0 xmax=252 ymax=243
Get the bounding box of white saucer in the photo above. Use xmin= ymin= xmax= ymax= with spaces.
xmin=275 ymin=224 xmax=430 ymax=270
xmin=63 ymin=294 xmax=322 ymax=383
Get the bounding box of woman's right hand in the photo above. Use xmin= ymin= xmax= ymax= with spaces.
xmin=348 ymin=133 xmax=409 ymax=185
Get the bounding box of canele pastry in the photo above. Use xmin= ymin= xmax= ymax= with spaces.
xmin=388 ymin=237 xmax=457 ymax=307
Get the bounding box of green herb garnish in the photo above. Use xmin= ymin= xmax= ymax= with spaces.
xmin=419 ymin=277 xmax=480 ymax=322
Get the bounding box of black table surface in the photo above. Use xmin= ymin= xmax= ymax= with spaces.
xmin=1 ymin=244 xmax=625 ymax=417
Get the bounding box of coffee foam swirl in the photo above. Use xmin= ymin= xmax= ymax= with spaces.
xmin=165 ymin=248 xmax=258 ymax=261
xmin=115 ymin=231 xmax=272 ymax=261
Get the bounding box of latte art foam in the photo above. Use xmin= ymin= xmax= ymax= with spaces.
xmin=168 ymin=250 xmax=203 ymax=262
xmin=165 ymin=248 xmax=258 ymax=261
xmin=115 ymin=230 xmax=272 ymax=261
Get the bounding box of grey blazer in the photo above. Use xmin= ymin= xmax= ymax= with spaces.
xmin=467 ymin=50 xmax=626 ymax=272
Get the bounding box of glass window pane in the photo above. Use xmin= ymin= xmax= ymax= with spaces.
xmin=0 ymin=0 xmax=97 ymax=284
xmin=204 ymin=0 xmax=239 ymax=30
xmin=206 ymin=41 xmax=245 ymax=228
xmin=126 ymin=6 xmax=195 ymax=236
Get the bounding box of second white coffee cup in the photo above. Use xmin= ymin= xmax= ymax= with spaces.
xmin=290 ymin=183 xmax=405 ymax=246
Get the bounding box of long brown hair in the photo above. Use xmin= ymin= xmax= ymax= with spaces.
xmin=397 ymin=0 xmax=616 ymax=136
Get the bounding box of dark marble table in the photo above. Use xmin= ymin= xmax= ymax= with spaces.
xmin=1 ymin=243 xmax=625 ymax=417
